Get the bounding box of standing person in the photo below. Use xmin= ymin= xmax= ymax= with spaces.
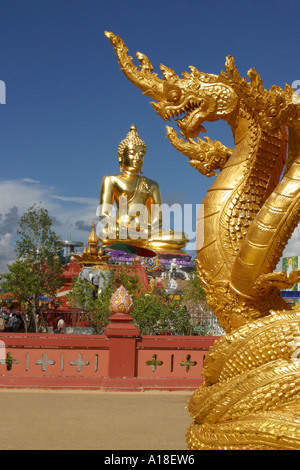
xmin=57 ymin=316 xmax=66 ymax=334
xmin=5 ymin=313 xmax=14 ymax=332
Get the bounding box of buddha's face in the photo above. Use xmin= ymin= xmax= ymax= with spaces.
xmin=122 ymin=144 xmax=146 ymax=173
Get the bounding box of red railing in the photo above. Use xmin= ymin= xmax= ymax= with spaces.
xmin=0 ymin=312 xmax=218 ymax=391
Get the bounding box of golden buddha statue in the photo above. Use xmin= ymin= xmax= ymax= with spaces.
xmin=97 ymin=125 xmax=188 ymax=252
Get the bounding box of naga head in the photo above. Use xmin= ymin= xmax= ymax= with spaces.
xmin=105 ymin=31 xmax=238 ymax=141
xmin=105 ymin=31 xmax=300 ymax=142
xmin=148 ymin=65 xmax=239 ymax=139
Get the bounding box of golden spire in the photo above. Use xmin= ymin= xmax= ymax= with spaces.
xmin=72 ymin=221 xmax=111 ymax=268
xmin=87 ymin=220 xmax=99 ymax=254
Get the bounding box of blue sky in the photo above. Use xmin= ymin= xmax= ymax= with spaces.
xmin=0 ymin=0 xmax=299 ymax=270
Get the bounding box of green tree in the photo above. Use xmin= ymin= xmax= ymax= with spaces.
xmin=182 ymin=268 xmax=218 ymax=335
xmin=67 ymin=268 xmax=193 ymax=335
xmin=67 ymin=271 xmax=115 ymax=334
xmin=0 ymin=204 xmax=64 ymax=332
xmin=182 ymin=269 xmax=206 ymax=303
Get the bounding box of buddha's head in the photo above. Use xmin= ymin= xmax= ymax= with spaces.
xmin=117 ymin=125 xmax=147 ymax=174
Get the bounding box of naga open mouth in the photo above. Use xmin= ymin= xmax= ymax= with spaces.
xmin=176 ymin=108 xmax=207 ymax=138
xmin=152 ymin=98 xmax=207 ymax=138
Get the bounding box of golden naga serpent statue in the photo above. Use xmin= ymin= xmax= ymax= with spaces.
xmin=105 ymin=31 xmax=300 ymax=450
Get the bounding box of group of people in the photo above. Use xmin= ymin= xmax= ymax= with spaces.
xmin=3 ymin=312 xmax=23 ymax=332
xmin=1 ymin=311 xmax=67 ymax=334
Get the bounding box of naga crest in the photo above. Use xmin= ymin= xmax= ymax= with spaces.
xmin=106 ymin=31 xmax=300 ymax=450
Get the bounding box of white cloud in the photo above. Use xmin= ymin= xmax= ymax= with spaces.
xmin=52 ymin=195 xmax=98 ymax=205
xmin=283 ymin=233 xmax=300 ymax=257
xmin=272 ymin=225 xmax=300 ymax=272
xmin=279 ymin=225 xmax=300 ymax=265
xmin=20 ymin=178 xmax=41 ymax=184
xmin=0 ymin=233 xmax=16 ymax=273
xmin=0 ymin=179 xmax=99 ymax=272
